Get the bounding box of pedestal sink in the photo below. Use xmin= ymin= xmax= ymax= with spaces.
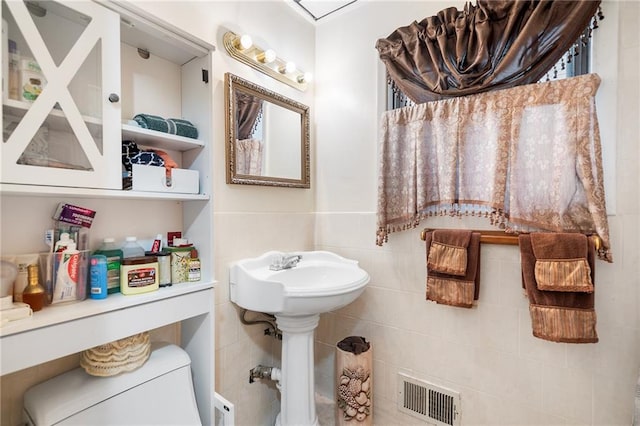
xmin=229 ymin=251 xmax=370 ymax=426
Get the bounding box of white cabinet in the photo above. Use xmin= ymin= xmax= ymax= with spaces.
xmin=1 ymin=0 xmax=122 ymax=189
xmin=1 ymin=0 xmax=213 ymax=196
xmin=0 ymin=1 xmax=215 ymax=424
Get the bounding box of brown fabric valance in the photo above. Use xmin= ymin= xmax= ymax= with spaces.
xmin=376 ymin=1 xmax=601 ymax=104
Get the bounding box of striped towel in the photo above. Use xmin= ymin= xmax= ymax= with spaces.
xmin=133 ymin=114 xmax=169 ymax=133
xmin=133 ymin=114 xmax=198 ymax=139
xmin=424 ymin=230 xmax=481 ymax=309
xmin=519 ymin=233 xmax=598 ymax=343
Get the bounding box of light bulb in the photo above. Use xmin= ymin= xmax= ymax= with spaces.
xmin=297 ymin=72 xmax=313 ymax=83
xmin=279 ymin=61 xmax=296 ymax=74
xmin=236 ymin=34 xmax=252 ymax=50
xmin=257 ymin=49 xmax=276 ymax=64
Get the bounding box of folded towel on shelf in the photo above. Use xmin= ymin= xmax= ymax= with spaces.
xmin=425 ymin=230 xmax=481 ymax=308
xmin=167 ymin=118 xmax=198 ymax=139
xmin=122 ymin=140 xmax=165 ymax=170
xmin=519 ymin=233 xmax=598 ymax=343
xmin=133 ymin=114 xmax=170 ymax=133
xmin=133 ymin=114 xmax=199 ymax=139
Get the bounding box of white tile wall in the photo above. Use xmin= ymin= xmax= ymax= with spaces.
xmin=312 ymin=2 xmax=639 ymax=425
xmin=316 ymin=213 xmax=639 ymax=425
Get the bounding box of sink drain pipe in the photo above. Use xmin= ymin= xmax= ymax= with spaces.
xmin=239 ymin=309 xmax=282 ymax=339
xmin=250 ymin=365 xmax=282 ymax=390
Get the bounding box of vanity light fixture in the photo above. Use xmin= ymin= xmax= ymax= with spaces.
xmin=223 ymin=31 xmax=309 ymax=91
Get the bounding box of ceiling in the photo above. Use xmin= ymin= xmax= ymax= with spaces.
xmin=292 ymin=0 xmax=358 ymax=21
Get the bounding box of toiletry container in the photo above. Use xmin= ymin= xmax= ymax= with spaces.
xmin=120 ymin=255 xmax=158 ymax=295
xmin=22 ymin=264 xmax=45 ymax=312
xmin=89 ymin=255 xmax=108 ymax=299
xmin=121 ymin=236 xmax=145 ymax=258
xmin=166 ymin=245 xmax=192 ymax=284
xmin=188 ymin=249 xmax=201 ymax=282
xmin=23 ymin=342 xmax=201 ymax=425
xmin=148 ymin=250 xmax=171 ymax=287
xmin=93 ymin=238 xmax=123 ymax=294
xmin=19 ymin=57 xmax=46 ymax=102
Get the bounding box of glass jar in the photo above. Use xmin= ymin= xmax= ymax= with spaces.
xmin=22 ymin=263 xmax=45 ymax=311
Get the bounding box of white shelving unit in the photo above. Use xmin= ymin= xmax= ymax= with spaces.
xmin=0 ymin=282 xmax=215 ymax=423
xmin=0 ymin=1 xmax=215 ymax=424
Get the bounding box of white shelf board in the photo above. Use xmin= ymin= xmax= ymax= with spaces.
xmin=0 ymin=281 xmax=216 ymax=375
xmin=4 ymin=99 xmax=102 ymax=131
xmin=122 ymin=124 xmax=205 ymax=151
xmin=0 ymin=183 xmax=209 ymax=200
xmin=0 ymin=281 xmax=214 ymax=337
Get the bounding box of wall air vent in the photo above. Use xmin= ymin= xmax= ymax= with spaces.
xmin=397 ymin=373 xmax=461 ymax=426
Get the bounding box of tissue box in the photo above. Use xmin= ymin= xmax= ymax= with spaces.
xmin=131 ymin=164 xmax=199 ymax=194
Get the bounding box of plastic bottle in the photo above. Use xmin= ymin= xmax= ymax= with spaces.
xmin=8 ymin=39 xmax=20 ymax=101
xmin=188 ymin=249 xmax=201 ymax=282
xmin=121 ymin=236 xmax=145 ymax=258
xmin=94 ymin=238 xmax=123 ymax=294
xmin=89 ymin=255 xmax=108 ymax=299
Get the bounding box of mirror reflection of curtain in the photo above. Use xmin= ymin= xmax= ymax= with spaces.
xmin=376 ymin=0 xmax=602 ymax=104
xmin=235 ymin=138 xmax=264 ymax=175
xmin=236 ymin=92 xmax=264 ymax=139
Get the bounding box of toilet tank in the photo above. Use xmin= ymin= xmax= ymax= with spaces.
xmin=23 ymin=342 xmax=201 ymax=426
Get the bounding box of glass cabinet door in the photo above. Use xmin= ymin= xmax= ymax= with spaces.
xmin=1 ymin=0 xmax=121 ymax=189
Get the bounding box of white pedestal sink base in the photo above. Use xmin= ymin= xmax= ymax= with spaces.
xmin=274 ymin=314 xmax=320 ymax=426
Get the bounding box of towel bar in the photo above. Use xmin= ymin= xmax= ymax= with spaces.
xmin=420 ymin=228 xmax=601 ymax=249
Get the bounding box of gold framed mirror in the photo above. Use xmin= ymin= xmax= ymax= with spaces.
xmin=224 ymin=73 xmax=310 ymax=188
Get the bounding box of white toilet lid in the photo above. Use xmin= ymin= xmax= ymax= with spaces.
xmin=23 ymin=342 xmax=200 ymax=425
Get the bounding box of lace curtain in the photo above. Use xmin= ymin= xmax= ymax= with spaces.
xmin=376 ymin=1 xmax=602 ymax=104
xmin=235 ymin=138 xmax=264 ymax=175
xmin=376 ymin=74 xmax=612 ymax=262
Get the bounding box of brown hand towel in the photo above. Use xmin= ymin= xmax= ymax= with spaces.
xmin=519 ymin=233 xmax=598 ymax=343
xmin=531 ymin=233 xmax=593 ymax=293
xmin=428 ymin=230 xmax=472 ymax=276
xmin=425 ymin=230 xmax=481 ymax=308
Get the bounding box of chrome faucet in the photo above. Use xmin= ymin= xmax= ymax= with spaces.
xmin=269 ymin=254 xmax=302 ymax=271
